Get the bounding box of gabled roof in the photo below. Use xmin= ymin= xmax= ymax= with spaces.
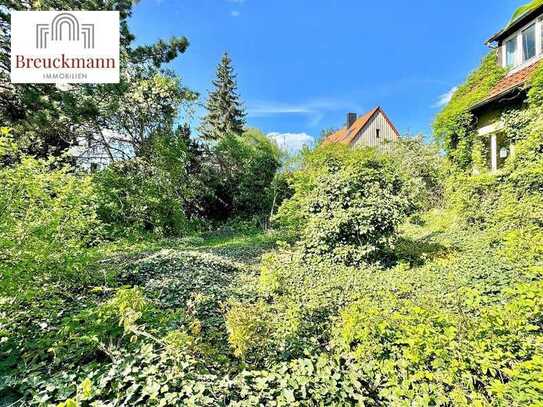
xmin=323 ymin=107 xmax=400 ymax=146
xmin=471 ymin=59 xmax=541 ymax=111
xmin=487 ymin=1 xmax=543 ymax=44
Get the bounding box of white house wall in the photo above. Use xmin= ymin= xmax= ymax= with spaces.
xmin=352 ymin=111 xmax=398 ymax=149
xmin=69 ymin=129 xmax=134 ymax=171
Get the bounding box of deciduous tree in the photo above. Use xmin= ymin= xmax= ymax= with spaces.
xmin=0 ymin=0 xmax=193 ymax=158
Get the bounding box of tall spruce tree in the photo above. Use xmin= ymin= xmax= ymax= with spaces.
xmin=199 ymin=52 xmax=246 ymax=141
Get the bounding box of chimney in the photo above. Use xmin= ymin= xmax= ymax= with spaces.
xmin=347 ymin=112 xmax=357 ymax=128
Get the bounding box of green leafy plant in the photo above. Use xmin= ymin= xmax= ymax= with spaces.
xmin=94 ymin=156 xmax=191 ymax=237
xmin=197 ymin=129 xmax=281 ymax=222
xmin=0 ymin=131 xmax=101 ymax=295
xmin=433 ymin=53 xmax=506 ymax=168
xmin=275 ymin=145 xmax=412 ymax=265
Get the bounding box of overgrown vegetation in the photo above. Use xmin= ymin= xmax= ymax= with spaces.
xmin=433 ymin=53 xmax=506 ymax=168
xmin=510 ymin=0 xmax=543 ymax=23
xmin=0 ymin=130 xmax=101 ymax=297
xmin=274 ymin=145 xmax=413 ymax=265
xmin=1 ymin=1 xmax=543 ymax=406
xmin=4 ymin=122 xmax=541 ymax=404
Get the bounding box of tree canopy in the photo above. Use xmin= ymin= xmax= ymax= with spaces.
xmin=0 ymin=0 xmax=193 ymax=158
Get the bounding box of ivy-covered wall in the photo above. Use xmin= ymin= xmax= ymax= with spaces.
xmin=433 ymin=53 xmax=506 ymax=169
xmin=434 ymin=1 xmax=543 ymax=172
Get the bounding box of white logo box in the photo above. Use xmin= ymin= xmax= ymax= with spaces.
xmin=11 ymin=11 xmax=119 ymax=84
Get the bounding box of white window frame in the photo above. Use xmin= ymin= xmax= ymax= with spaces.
xmin=504 ymin=35 xmax=519 ymax=67
xmin=522 ymin=23 xmax=537 ymax=61
xmin=501 ymin=17 xmax=543 ymax=71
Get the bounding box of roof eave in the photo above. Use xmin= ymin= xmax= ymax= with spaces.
xmin=470 ymin=85 xmax=525 ymax=112
xmin=486 ymin=5 xmax=543 ymax=45
xmin=486 ymin=31 xmax=504 ymax=46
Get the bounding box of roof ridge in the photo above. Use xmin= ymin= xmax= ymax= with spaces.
xmin=323 ymin=106 xmax=399 ymax=146
xmin=340 ymin=107 xmax=380 ymax=145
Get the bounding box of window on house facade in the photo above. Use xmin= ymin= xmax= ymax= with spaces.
xmin=502 ymin=18 xmax=543 ymax=69
xmin=506 ymin=37 xmax=517 ymax=66
xmin=522 ymin=24 xmax=536 ymax=61
xmin=376 ymin=129 xmax=380 ymax=139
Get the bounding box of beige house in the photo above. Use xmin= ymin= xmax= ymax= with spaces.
xmin=324 ymin=107 xmax=400 ymax=148
xmin=471 ymin=3 xmax=543 ymax=172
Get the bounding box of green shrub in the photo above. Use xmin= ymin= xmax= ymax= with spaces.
xmin=273 ymin=144 xmax=350 ymax=234
xmin=101 ymin=287 xmax=148 ymax=333
xmin=226 ymin=300 xmax=273 ymax=359
xmin=446 ymin=172 xmax=501 ymax=226
xmin=332 ymin=280 xmax=543 ymax=405
xmin=387 ymin=137 xmax=447 ymax=210
xmin=0 ymin=132 xmax=101 ymax=294
xmin=94 ymin=158 xmax=190 ymax=237
xmin=226 ymin=297 xmax=303 ymax=364
xmin=198 ymin=129 xmax=281 ymax=222
xmin=276 ymin=145 xmax=411 ymax=265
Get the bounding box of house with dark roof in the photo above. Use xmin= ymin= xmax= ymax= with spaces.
xmin=470 ymin=1 xmax=543 ymax=171
xmin=324 ymin=107 xmax=400 ymax=148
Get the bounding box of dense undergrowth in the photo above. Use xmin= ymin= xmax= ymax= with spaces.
xmin=2 ymin=8 xmax=543 ymax=399
xmin=2 ymin=1 xmax=541 ymax=403
xmin=2 ymin=122 xmax=542 ymax=405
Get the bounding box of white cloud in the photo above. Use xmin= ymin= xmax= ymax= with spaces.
xmin=267 ymin=132 xmax=314 ymax=154
xmin=230 ymin=10 xmax=241 ymax=16
xmin=434 ymin=86 xmax=458 ymax=108
xmin=247 ymin=102 xmax=313 ymax=116
xmin=248 ymin=99 xmax=363 ymax=128
xmin=248 ymin=99 xmax=362 ymax=117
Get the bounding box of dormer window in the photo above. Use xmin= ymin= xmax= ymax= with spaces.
xmin=506 ymin=37 xmax=517 ymax=66
xmin=522 ymin=24 xmax=536 ymax=61
xmin=501 ymin=18 xmax=543 ymax=69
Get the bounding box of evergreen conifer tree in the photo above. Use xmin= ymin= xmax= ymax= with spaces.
xmin=199 ymin=52 xmax=246 ymax=141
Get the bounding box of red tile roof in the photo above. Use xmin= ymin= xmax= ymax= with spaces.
xmin=472 ymin=59 xmax=541 ymax=110
xmin=490 ymin=60 xmax=541 ymax=98
xmin=323 ymin=107 xmax=400 ymax=146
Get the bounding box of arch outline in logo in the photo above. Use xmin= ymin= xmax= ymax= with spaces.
xmin=36 ymin=12 xmax=94 ymax=49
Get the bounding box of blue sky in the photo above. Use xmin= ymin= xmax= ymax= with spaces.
xmin=129 ymin=0 xmax=521 ymax=150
